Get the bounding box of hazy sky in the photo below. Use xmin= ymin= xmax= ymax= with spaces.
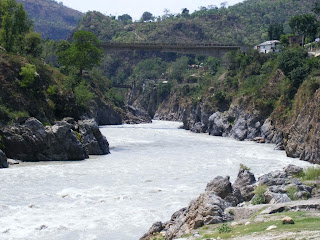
xmin=60 ymin=0 xmax=244 ymax=20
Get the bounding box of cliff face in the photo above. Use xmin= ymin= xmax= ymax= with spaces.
xmin=132 ymin=68 xmax=320 ymax=164
xmin=284 ymin=89 xmax=320 ymax=163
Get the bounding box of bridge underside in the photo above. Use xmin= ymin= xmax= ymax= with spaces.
xmin=101 ymin=44 xmax=244 ymax=58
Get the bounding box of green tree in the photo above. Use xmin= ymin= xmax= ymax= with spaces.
xmin=268 ymin=23 xmax=284 ymax=40
xmin=278 ymin=48 xmax=309 ymax=96
xmin=133 ymin=58 xmax=166 ymax=80
xmin=280 ymin=34 xmax=290 ymax=47
xmin=0 ymin=0 xmax=31 ymax=52
xmin=206 ymin=57 xmax=221 ymax=74
xmin=24 ymin=32 xmax=42 ymax=57
xmin=181 ymin=8 xmax=190 ymax=17
xmin=58 ymin=31 xmax=103 ymax=79
xmin=289 ymin=14 xmax=318 ymax=46
xmin=141 ymin=11 xmax=153 ymax=22
xmin=169 ymin=56 xmax=189 ymax=82
xmin=19 ymin=64 xmax=37 ymax=88
xmin=118 ymin=14 xmax=132 ymax=24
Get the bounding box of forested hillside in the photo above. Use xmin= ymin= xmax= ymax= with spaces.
xmin=76 ymin=0 xmax=315 ymax=46
xmin=17 ymin=0 xmax=83 ymax=40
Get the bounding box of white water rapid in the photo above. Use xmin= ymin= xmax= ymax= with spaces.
xmin=0 ymin=121 xmax=312 ymax=240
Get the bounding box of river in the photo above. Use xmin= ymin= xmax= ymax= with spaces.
xmin=0 ymin=121 xmax=312 ymax=240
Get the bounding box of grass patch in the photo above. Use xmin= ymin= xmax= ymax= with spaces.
xmin=301 ymin=166 xmax=320 ymax=181
xmin=286 ymin=185 xmax=299 ymax=201
xmin=198 ymin=212 xmax=320 ymax=239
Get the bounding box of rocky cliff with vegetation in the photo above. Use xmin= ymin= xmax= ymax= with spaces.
xmin=0 ymin=0 xmax=131 ymax=166
xmin=66 ymin=0 xmax=320 ymax=164
xmin=1 ymin=0 xmax=320 ymax=165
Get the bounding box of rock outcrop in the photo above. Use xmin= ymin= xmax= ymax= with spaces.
xmin=141 ymin=192 xmax=233 ymax=240
xmin=0 ymin=117 xmax=111 ymax=161
xmin=0 ymin=149 xmax=8 ymax=168
xmin=0 ymin=118 xmax=88 ymax=161
xmin=141 ymin=165 xmax=317 ymax=240
xmin=123 ymin=105 xmax=152 ymax=124
xmin=78 ymin=119 xmax=110 ymax=155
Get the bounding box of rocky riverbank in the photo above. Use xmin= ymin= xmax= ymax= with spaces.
xmin=141 ymin=164 xmax=320 ymax=240
xmin=0 ymin=117 xmax=109 ymax=166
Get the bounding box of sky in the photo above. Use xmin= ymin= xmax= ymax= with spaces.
xmin=60 ymin=0 xmax=244 ymax=20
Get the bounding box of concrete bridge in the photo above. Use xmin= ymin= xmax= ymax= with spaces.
xmin=100 ymin=42 xmax=247 ymax=58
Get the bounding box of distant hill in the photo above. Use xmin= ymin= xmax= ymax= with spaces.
xmin=17 ymin=0 xmax=83 ymax=40
xmin=75 ymin=0 xmax=315 ymax=46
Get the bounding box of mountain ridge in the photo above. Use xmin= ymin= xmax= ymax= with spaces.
xmin=17 ymin=0 xmax=83 ymax=40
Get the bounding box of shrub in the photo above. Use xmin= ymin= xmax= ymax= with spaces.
xmin=47 ymin=85 xmax=58 ymax=96
xmin=240 ymin=164 xmax=251 ymax=171
xmin=74 ymin=131 xmax=83 ymax=142
xmin=251 ymin=184 xmax=267 ymax=205
xmin=218 ymin=223 xmax=232 ymax=234
xmin=73 ymin=81 xmax=95 ymax=109
xmin=19 ymin=64 xmax=36 ymax=88
xmin=105 ymin=88 xmax=124 ymax=107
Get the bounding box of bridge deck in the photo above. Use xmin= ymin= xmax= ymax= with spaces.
xmin=100 ymin=42 xmax=241 ymax=49
xmin=100 ymin=42 xmax=246 ymax=57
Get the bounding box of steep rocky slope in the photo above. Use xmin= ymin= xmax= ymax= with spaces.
xmin=0 ymin=51 xmax=122 ymax=126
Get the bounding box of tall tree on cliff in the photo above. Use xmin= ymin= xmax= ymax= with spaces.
xmin=58 ymin=31 xmax=103 ymax=80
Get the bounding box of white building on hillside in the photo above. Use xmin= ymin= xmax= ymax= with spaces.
xmin=255 ymin=40 xmax=280 ymax=53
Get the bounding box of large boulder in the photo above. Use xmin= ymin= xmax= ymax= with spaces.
xmin=206 ymin=176 xmax=240 ymax=206
xmin=0 ymin=149 xmax=8 ymax=168
xmin=0 ymin=118 xmax=87 ymax=161
xmin=233 ymin=169 xmax=256 ymax=201
xmin=258 ymin=170 xmax=288 ymax=186
xmin=78 ymin=119 xmax=109 ymax=155
xmin=206 ymin=176 xmax=233 ymax=199
xmin=284 ymin=164 xmax=303 ymax=176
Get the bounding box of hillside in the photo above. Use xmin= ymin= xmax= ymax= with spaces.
xmin=17 ymin=0 xmax=83 ymax=40
xmin=76 ymin=0 xmax=315 ymax=46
